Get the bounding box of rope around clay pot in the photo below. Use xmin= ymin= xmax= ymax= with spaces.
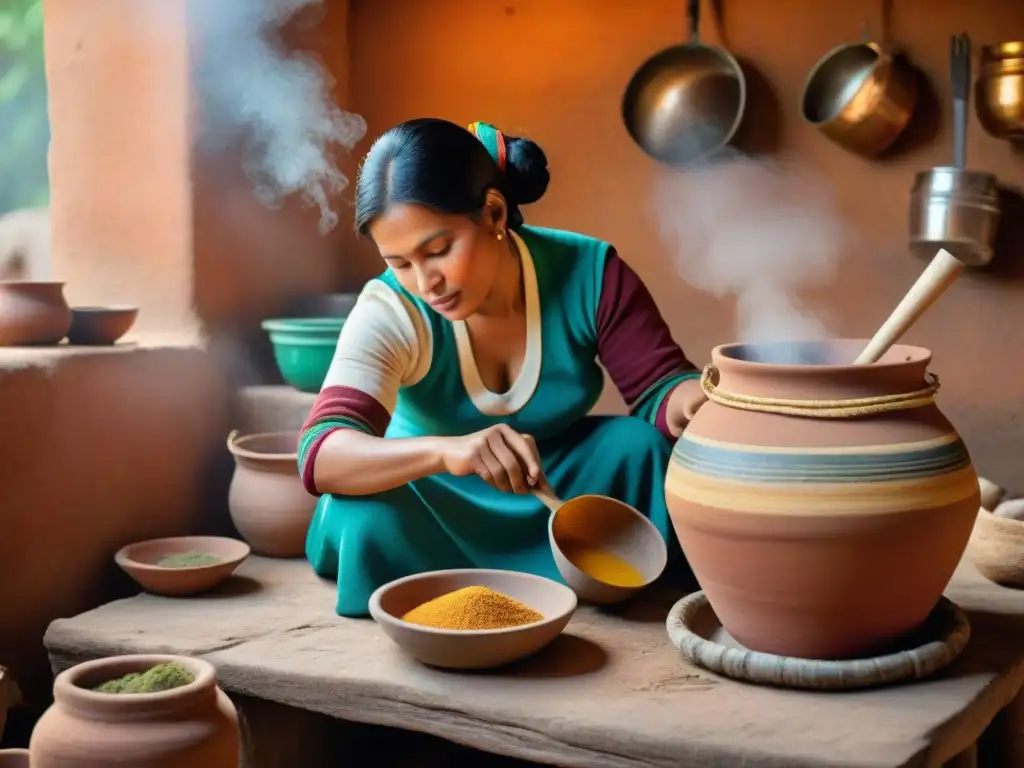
xmin=699 ymin=363 xmax=941 ymax=418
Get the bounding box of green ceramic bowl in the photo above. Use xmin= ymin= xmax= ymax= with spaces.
xmin=261 ymin=317 xmax=346 ymax=393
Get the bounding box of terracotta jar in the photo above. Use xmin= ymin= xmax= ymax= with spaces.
xmin=0 ymin=669 xmax=7 ymax=746
xmin=0 ymin=750 xmax=29 ymax=767
xmin=666 ymin=340 xmax=980 ymax=660
xmin=227 ymin=430 xmax=317 ymax=557
xmin=0 ymin=665 xmax=19 ymax=746
xmin=0 ymin=281 xmax=72 ymax=345
xmin=29 ymin=655 xmax=239 ymax=767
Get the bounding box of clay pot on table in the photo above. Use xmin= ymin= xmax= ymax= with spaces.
xmin=29 ymin=655 xmax=239 ymax=767
xmin=665 ymin=340 xmax=980 ymax=660
xmin=0 ymin=750 xmax=29 ymax=767
xmin=0 ymin=666 xmax=21 ymax=747
xmin=227 ymin=429 xmax=317 ymax=557
xmin=0 ymin=281 xmax=71 ymax=345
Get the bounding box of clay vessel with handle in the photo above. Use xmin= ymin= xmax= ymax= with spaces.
xmin=226 ymin=430 xmax=318 ymax=557
xmin=533 ymin=481 xmax=668 ymax=604
xmin=29 ymin=655 xmax=239 ymax=767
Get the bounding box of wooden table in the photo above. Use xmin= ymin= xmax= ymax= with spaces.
xmin=44 ymin=557 xmax=1024 ymax=767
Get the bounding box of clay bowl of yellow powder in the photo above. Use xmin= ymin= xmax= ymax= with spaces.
xmin=546 ymin=495 xmax=667 ymax=604
xmin=369 ymin=569 xmax=577 ymax=670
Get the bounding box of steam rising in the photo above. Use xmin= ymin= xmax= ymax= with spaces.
xmin=654 ymin=155 xmax=848 ymax=362
xmin=189 ymin=0 xmax=367 ymax=233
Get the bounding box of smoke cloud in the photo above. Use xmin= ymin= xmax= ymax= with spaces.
xmin=653 ymin=154 xmax=849 ymax=363
xmin=188 ymin=0 xmax=367 ymax=234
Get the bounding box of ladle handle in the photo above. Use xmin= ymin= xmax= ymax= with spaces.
xmin=951 ymin=34 xmax=971 ymax=169
xmin=532 ymin=480 xmax=564 ymax=514
xmin=688 ymin=0 xmax=700 ymax=43
xmin=854 ymin=248 xmax=963 ymax=365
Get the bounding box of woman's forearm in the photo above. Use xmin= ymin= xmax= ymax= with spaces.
xmin=312 ymin=429 xmax=446 ymax=496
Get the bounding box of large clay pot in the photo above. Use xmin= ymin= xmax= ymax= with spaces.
xmin=666 ymin=340 xmax=980 ymax=660
xmin=29 ymin=655 xmax=239 ymax=767
xmin=227 ymin=430 xmax=317 ymax=557
xmin=0 ymin=281 xmax=71 ymax=345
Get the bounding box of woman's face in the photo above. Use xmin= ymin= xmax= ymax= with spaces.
xmin=369 ymin=199 xmax=506 ymax=321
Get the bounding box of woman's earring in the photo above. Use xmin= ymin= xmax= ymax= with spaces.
xmin=496 ymin=229 xmax=505 ymax=241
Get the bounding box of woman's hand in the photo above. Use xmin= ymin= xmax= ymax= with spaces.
xmin=438 ymin=425 xmax=543 ymax=494
xmin=666 ymin=377 xmax=707 ymax=437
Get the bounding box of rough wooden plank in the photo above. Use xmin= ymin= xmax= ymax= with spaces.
xmin=44 ymin=558 xmax=1024 ymax=768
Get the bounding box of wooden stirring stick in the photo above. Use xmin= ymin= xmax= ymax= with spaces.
xmin=532 ymin=481 xmax=564 ymax=514
xmin=854 ymin=249 xmax=964 ymax=365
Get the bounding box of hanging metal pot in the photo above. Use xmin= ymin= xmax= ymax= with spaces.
xmin=800 ymin=19 xmax=918 ymax=157
xmin=621 ymin=0 xmax=747 ymax=166
xmin=909 ymin=34 xmax=1001 ymax=268
xmin=975 ymin=41 xmax=1024 ymax=142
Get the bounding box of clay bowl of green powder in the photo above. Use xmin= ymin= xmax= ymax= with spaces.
xmin=115 ymin=536 xmax=250 ymax=597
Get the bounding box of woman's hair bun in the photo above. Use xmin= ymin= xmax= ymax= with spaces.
xmin=504 ymin=135 xmax=550 ymax=206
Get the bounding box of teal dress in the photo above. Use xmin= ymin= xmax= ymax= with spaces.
xmin=300 ymin=226 xmax=697 ymax=616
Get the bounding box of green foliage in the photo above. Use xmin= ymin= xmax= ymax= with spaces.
xmin=0 ymin=0 xmax=49 ymax=214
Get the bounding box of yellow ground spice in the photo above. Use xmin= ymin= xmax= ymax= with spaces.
xmin=559 ymin=540 xmax=646 ymax=587
xmin=401 ymin=586 xmax=544 ymax=630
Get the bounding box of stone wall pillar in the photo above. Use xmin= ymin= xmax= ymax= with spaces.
xmin=2 ymin=0 xmax=367 ymax=712
xmin=44 ymin=0 xmax=196 ymax=334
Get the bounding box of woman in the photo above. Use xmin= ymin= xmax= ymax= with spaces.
xmin=299 ymin=118 xmax=705 ymax=616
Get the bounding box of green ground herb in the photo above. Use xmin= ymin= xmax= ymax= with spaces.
xmin=93 ymin=662 xmax=196 ymax=694
xmin=154 ymin=551 xmax=222 ymax=568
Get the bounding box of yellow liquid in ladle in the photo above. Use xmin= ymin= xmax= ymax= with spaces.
xmin=560 ymin=541 xmax=646 ymax=587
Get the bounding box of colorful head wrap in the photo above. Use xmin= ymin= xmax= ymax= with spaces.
xmin=467 ymin=121 xmax=507 ymax=174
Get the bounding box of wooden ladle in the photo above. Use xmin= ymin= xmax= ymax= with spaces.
xmin=533 ymin=481 xmax=648 ymax=521
xmin=532 ymin=480 xmax=668 ymax=603
xmin=854 ymin=248 xmax=964 ymax=364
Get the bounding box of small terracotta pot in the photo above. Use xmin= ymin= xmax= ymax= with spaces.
xmin=0 ymin=281 xmax=72 ymax=346
xmin=29 ymin=655 xmax=239 ymax=767
xmin=226 ymin=430 xmax=317 ymax=557
xmin=0 ymin=666 xmax=20 ymax=747
xmin=666 ymin=340 xmax=980 ymax=660
xmin=0 ymin=750 xmax=29 ymax=767
xmin=0 ymin=670 xmax=7 ymax=746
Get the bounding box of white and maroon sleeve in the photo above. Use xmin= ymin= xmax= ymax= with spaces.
xmin=297 ymin=280 xmax=432 ymax=494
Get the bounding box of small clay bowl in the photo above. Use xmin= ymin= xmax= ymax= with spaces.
xmin=548 ymin=496 xmax=667 ymax=604
xmin=67 ymin=305 xmax=138 ymax=345
xmin=967 ymin=507 xmax=1024 ymax=586
xmin=369 ymin=569 xmax=577 ymax=670
xmin=0 ymin=750 xmax=29 ymax=767
xmin=115 ymin=536 xmax=250 ymax=597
